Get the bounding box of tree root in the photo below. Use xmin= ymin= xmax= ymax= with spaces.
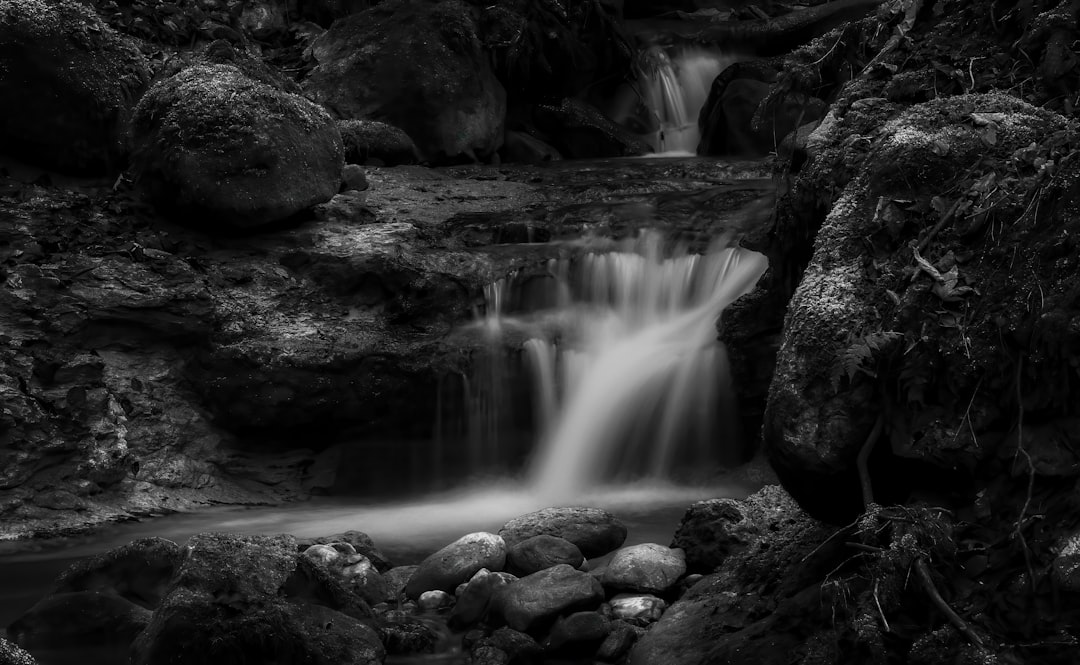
xmin=914 ymin=558 xmax=987 ymax=651
xmin=857 ymin=413 xmax=885 ymax=507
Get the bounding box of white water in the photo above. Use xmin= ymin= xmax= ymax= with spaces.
xmin=638 ymin=46 xmax=734 ymax=154
xmin=472 ymin=231 xmax=768 ymax=500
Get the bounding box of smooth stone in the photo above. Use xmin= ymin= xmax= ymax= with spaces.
xmin=405 ymin=532 xmax=506 ymax=598
xmin=383 ymin=565 xmax=419 ymax=599
xmin=544 ymin=611 xmax=611 ymax=651
xmin=597 ymin=620 xmax=642 ymax=661
xmin=417 ymin=590 xmax=454 ymax=611
xmin=601 ymin=544 xmax=686 ymax=594
xmin=609 ymin=594 xmax=667 ymax=623
xmin=492 ymin=564 xmax=605 ymax=633
xmin=303 ymin=544 xmax=343 ymax=567
xmin=506 ymin=534 xmax=584 ymax=576
xmin=500 ymin=507 xmax=627 ymax=558
xmin=449 ymin=568 xmax=512 ymax=629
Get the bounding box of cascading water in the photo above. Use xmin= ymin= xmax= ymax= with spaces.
xmin=638 ymin=46 xmax=734 ymax=155
xmin=467 ymin=231 xmax=768 ymax=499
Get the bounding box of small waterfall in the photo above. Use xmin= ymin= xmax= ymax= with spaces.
xmin=467 ymin=231 xmax=767 ymax=498
xmin=639 ymin=46 xmax=733 ymax=155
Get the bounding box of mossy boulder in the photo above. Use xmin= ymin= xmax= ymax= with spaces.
xmin=338 ymin=119 xmax=419 ymax=166
xmin=0 ymin=0 xmax=149 ymax=174
xmin=764 ymin=92 xmax=1080 ymax=521
xmin=130 ymin=63 xmax=343 ymax=229
xmin=304 ymin=0 xmax=505 ymax=164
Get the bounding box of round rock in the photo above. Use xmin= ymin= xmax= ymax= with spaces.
xmin=499 ymin=507 xmax=627 ymax=559
xmin=492 ymin=564 xmax=605 ymax=633
xmin=130 ymin=62 xmax=343 ymax=229
xmin=601 ymin=544 xmax=686 ymax=594
xmin=405 ymin=532 xmax=506 ymax=599
xmin=506 ymin=534 xmax=584 ymax=576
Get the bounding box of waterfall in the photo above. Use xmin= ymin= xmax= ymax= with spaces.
xmin=639 ymin=46 xmax=733 ymax=155
xmin=469 ymin=231 xmax=767 ymax=498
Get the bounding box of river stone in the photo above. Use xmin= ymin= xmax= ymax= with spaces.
xmin=7 ymin=591 xmax=152 ymax=648
xmin=383 ymin=565 xmax=419 ymax=599
xmin=544 ymin=611 xmax=611 ymax=651
xmin=406 ymin=532 xmax=506 ymax=598
xmin=338 ymin=119 xmax=419 ymax=166
xmin=51 ymin=537 xmax=182 ymax=609
xmin=0 ymin=0 xmax=150 ymax=174
xmin=609 ymin=594 xmax=667 ymax=623
xmin=492 ymin=564 xmax=605 ymax=633
xmin=449 ymin=568 xmax=512 ymax=629
xmin=418 ymin=589 xmax=454 ymax=611
xmin=176 ymin=533 xmax=298 ymax=598
xmin=303 ymin=544 xmax=344 ymax=567
xmin=471 ymin=645 xmax=510 ymax=665
xmin=341 ymin=555 xmax=393 ymax=605
xmin=506 ymin=534 xmax=584 ymax=576
xmin=499 ymin=507 xmax=627 ymax=558
xmin=298 ymin=531 xmax=392 ymax=572
xmin=601 ymin=544 xmax=686 ymax=594
xmin=474 ymin=627 xmax=542 ymax=662
xmin=305 ymin=0 xmax=505 ymax=163
xmin=130 ymin=62 xmax=343 ymax=229
xmin=598 ymin=620 xmax=642 ymax=661
xmin=0 ymin=637 xmax=36 ymax=665
xmin=379 ymin=611 xmax=440 ymax=654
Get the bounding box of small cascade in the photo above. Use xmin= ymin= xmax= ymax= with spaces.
xmin=639 ymin=46 xmax=733 ymax=155
xmin=466 ymin=231 xmax=767 ymax=498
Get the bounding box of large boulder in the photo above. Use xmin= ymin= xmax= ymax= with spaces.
xmin=7 ymin=591 xmax=152 ymax=649
xmin=51 ymin=537 xmax=182 ymax=609
xmin=130 ymin=63 xmax=343 ymax=229
xmin=500 ymin=507 xmax=627 ymax=558
xmin=491 ymin=564 xmax=605 ymax=633
xmin=305 ymin=0 xmax=506 ymax=163
xmin=130 ymin=532 xmax=384 ymax=665
xmin=763 ymin=91 xmax=1080 ymax=521
xmin=405 ymin=532 xmax=507 ymax=598
xmin=0 ymin=0 xmax=150 ymax=174
xmin=338 ymin=119 xmax=419 ymax=166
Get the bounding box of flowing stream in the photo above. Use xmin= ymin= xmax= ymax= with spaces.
xmin=637 ymin=46 xmax=735 ymax=154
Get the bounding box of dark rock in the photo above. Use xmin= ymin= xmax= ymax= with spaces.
xmin=471 ymin=645 xmax=510 ymax=665
xmin=52 ymin=537 xmax=182 ymax=609
xmin=379 ymin=612 xmax=440 ymax=654
xmin=282 ymin=554 xmax=375 ymax=618
xmin=0 ymin=0 xmax=150 ymax=174
xmin=8 ymin=591 xmax=151 ymax=649
xmin=476 ymin=626 xmax=542 ymax=662
xmin=176 ymin=532 xmax=298 ymax=598
xmin=535 ymin=98 xmax=652 ymax=159
xmin=338 ymin=119 xmax=420 ymax=166
xmin=383 ymin=565 xmax=419 ymax=599
xmin=131 ymin=63 xmax=343 ymax=229
xmin=502 ymin=130 xmax=562 ymax=164
xmin=342 ymin=164 xmax=369 ymax=192
xmin=406 ymin=532 xmax=507 ymax=598
xmin=448 ymin=568 xmax=512 ymax=629
xmin=492 ymin=564 xmax=605 ymax=633
xmin=597 ymin=620 xmax=641 ymax=661
xmin=544 ymin=611 xmax=611 ymax=652
xmin=299 ymin=544 xmax=392 ymax=606
xmin=601 ymin=544 xmax=686 ymax=594
xmin=306 ymin=0 xmax=505 ymax=164
xmin=506 ymin=534 xmax=584 ymax=576
xmin=0 ymin=637 xmax=36 ymax=665
xmin=500 ymin=507 xmax=628 ymax=558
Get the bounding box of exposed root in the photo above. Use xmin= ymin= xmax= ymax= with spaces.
xmin=914 ymin=557 xmax=987 ymax=651
xmin=857 ymin=413 xmax=885 ymax=508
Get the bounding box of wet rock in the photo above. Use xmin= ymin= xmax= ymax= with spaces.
xmin=764 ymin=92 xmax=1078 ymax=522
xmin=338 ymin=119 xmax=420 ymax=166
xmin=500 ymin=507 xmax=628 ymax=558
xmin=0 ymin=0 xmax=150 ymax=174
xmin=471 ymin=645 xmax=510 ymax=665
xmin=384 ymin=565 xmax=419 ymax=599
xmin=597 ymin=620 xmax=641 ymax=661
xmin=406 ymin=532 xmax=507 ymax=598
xmin=51 ymin=537 xmax=182 ymax=609
xmin=131 ymin=532 xmax=384 ymax=665
xmin=492 ymin=564 xmax=605 ymax=633
xmin=0 ymin=637 xmax=37 ymax=665
xmin=379 ymin=612 xmax=440 ymax=654
xmin=306 ymin=0 xmax=505 ymax=164
xmin=8 ymin=591 xmax=152 ymax=649
xmin=503 ymin=130 xmax=562 ymax=164
xmin=341 ymin=555 xmax=394 ymax=605
xmin=672 ymin=488 xmax=807 ymax=573
xmin=284 ymin=554 xmax=375 ymax=618
xmin=506 ymin=534 xmax=584 ymax=576
xmin=536 ymin=98 xmax=652 ymax=159
xmin=544 ymin=611 xmax=611 ymax=652
xmin=131 ymin=63 xmax=343 ymax=229
xmin=475 ymin=626 xmax=542 ymax=662
xmin=297 ymin=531 xmax=392 ymax=572
xmin=418 ymin=589 xmax=454 ymax=611
xmin=448 ymin=568 xmax=513 ymax=629
xmin=601 ymin=544 xmax=686 ymax=594
xmin=609 ymin=594 xmax=667 ymax=624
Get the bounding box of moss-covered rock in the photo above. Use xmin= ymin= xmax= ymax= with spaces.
xmin=131 ymin=62 xmax=343 ymax=229
xmin=338 ymin=119 xmax=419 ymax=166
xmin=765 ymin=91 xmax=1080 ymax=521
xmin=0 ymin=0 xmax=150 ymax=174
xmin=304 ymin=0 xmax=505 ymax=164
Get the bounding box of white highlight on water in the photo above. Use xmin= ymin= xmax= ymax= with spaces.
xmin=476 ymin=231 xmax=768 ymax=500
xmin=639 ymin=46 xmax=734 ymax=154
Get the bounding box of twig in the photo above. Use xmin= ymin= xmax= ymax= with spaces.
xmin=857 ymin=413 xmax=886 ymax=508
xmin=873 ymin=580 xmax=891 ymax=633
xmin=1012 ymin=355 xmax=1037 ymax=594
xmin=914 ymin=558 xmax=986 ymax=650
xmin=917 ymin=197 xmax=965 ymax=253
xmin=801 ymin=520 xmax=858 ymax=563
xmin=845 ymin=542 xmax=885 ymax=554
